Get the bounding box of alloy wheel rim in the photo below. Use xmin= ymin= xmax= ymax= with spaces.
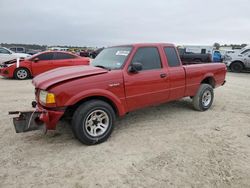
xmin=202 ymin=90 xmax=212 ymax=107
xmin=84 ymin=110 xmax=109 ymax=137
xmin=17 ymin=69 xmax=27 ymax=79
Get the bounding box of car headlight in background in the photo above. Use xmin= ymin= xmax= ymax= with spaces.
xmin=39 ymin=90 xmax=56 ymax=104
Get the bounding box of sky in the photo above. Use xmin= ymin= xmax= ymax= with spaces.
xmin=0 ymin=0 xmax=249 ymax=47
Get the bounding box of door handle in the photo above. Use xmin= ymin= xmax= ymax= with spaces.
xmin=160 ymin=73 xmax=167 ymax=78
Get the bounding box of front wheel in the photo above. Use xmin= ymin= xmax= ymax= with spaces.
xmin=230 ymin=62 xmax=243 ymax=72
xmin=72 ymin=100 xmax=115 ymax=145
xmin=192 ymin=84 xmax=214 ymax=111
xmin=14 ymin=68 xmax=30 ymax=80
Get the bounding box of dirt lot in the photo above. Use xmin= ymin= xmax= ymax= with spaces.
xmin=0 ymin=72 xmax=250 ymax=188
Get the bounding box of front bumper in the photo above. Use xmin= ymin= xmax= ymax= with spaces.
xmin=9 ymin=103 xmax=65 ymax=133
xmin=0 ymin=67 xmax=11 ymax=78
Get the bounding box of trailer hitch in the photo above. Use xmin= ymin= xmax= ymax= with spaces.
xmin=9 ymin=111 xmax=45 ymax=133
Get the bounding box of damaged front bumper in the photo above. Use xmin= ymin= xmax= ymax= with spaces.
xmin=9 ymin=103 xmax=65 ymax=133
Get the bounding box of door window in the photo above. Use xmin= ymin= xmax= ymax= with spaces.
xmin=131 ymin=47 xmax=162 ymax=71
xmin=35 ymin=52 xmax=54 ymax=61
xmin=54 ymin=52 xmax=76 ymax=60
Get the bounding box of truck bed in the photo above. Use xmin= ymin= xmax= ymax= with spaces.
xmin=183 ymin=63 xmax=226 ymax=97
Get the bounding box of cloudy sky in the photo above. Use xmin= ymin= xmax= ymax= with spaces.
xmin=0 ymin=0 xmax=249 ymax=47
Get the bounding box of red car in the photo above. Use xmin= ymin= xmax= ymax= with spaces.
xmin=0 ymin=51 xmax=89 ymax=79
xmin=10 ymin=43 xmax=226 ymax=145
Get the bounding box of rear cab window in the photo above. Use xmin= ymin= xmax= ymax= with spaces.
xmin=164 ymin=47 xmax=181 ymax=67
xmin=131 ymin=47 xmax=162 ymax=71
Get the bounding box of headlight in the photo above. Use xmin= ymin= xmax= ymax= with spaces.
xmin=39 ymin=90 xmax=56 ymax=104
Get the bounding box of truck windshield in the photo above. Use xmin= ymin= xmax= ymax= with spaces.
xmin=91 ymin=46 xmax=132 ymax=70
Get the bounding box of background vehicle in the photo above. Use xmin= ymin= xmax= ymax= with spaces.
xmin=89 ymin=48 xmax=104 ymax=58
xmin=181 ymin=45 xmax=214 ymax=54
xmin=0 ymin=51 xmax=89 ymax=79
xmin=9 ymin=47 xmax=41 ymax=55
xmin=10 ymin=43 xmax=226 ymax=145
xmin=224 ymin=52 xmax=250 ymax=72
xmin=0 ymin=47 xmax=31 ymax=64
xmin=9 ymin=47 xmax=26 ymax=53
xmin=212 ymin=50 xmax=222 ymax=62
xmin=80 ymin=49 xmax=94 ymax=57
xmin=178 ymin=48 xmax=212 ymax=63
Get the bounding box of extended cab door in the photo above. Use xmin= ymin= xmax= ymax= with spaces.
xmin=163 ymin=46 xmax=185 ymax=100
xmin=31 ymin=52 xmax=54 ymax=76
xmin=124 ymin=47 xmax=170 ymax=111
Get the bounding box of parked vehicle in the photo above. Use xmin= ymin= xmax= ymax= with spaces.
xmin=212 ymin=50 xmax=222 ymax=62
xmin=10 ymin=43 xmax=226 ymax=145
xmin=224 ymin=45 xmax=250 ymax=72
xmin=182 ymin=45 xmax=214 ymax=54
xmin=0 ymin=51 xmax=89 ymax=79
xmin=0 ymin=47 xmax=31 ymax=64
xmin=89 ymin=48 xmax=104 ymax=58
xmin=178 ymin=48 xmax=212 ymax=63
xmin=9 ymin=47 xmax=41 ymax=55
xmin=9 ymin=47 xmax=26 ymax=53
xmin=80 ymin=49 xmax=94 ymax=57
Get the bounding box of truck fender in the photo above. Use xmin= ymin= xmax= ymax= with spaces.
xmin=65 ymin=89 xmax=127 ymax=116
xmin=201 ymin=73 xmax=215 ymax=87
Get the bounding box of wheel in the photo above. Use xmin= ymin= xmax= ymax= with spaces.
xmin=230 ymin=62 xmax=243 ymax=72
xmin=14 ymin=68 xmax=30 ymax=80
xmin=192 ymin=84 xmax=214 ymax=111
xmin=72 ymin=100 xmax=115 ymax=145
xmin=194 ymin=59 xmax=202 ymax=63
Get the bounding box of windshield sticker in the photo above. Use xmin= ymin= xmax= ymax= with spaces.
xmin=116 ymin=51 xmax=130 ymax=56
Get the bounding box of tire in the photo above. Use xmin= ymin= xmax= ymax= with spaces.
xmin=192 ymin=84 xmax=214 ymax=111
xmin=230 ymin=62 xmax=243 ymax=72
xmin=72 ymin=100 xmax=115 ymax=145
xmin=14 ymin=68 xmax=30 ymax=80
xmin=194 ymin=59 xmax=202 ymax=63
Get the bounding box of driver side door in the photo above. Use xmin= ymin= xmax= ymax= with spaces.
xmin=124 ymin=47 xmax=170 ymax=111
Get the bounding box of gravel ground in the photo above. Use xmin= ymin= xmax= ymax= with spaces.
xmin=0 ymin=72 xmax=250 ymax=188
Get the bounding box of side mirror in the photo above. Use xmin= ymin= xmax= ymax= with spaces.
xmin=128 ymin=62 xmax=143 ymax=73
xmin=33 ymin=57 xmax=39 ymax=62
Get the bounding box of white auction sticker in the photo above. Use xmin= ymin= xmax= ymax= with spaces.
xmin=116 ymin=51 xmax=129 ymax=56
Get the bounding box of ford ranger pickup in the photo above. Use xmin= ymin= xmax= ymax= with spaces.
xmin=9 ymin=43 xmax=227 ymax=145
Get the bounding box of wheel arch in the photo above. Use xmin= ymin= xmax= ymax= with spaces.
xmin=64 ymin=90 xmax=126 ymax=118
xmin=230 ymin=60 xmax=245 ymax=68
xmin=201 ymin=76 xmax=216 ymax=88
xmin=13 ymin=66 xmax=32 ymax=78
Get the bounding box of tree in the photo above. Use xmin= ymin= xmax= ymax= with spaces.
xmin=213 ymin=43 xmax=220 ymax=50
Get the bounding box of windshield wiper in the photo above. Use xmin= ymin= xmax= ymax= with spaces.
xmin=94 ymin=65 xmax=111 ymax=71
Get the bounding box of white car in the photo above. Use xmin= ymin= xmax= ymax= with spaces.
xmin=0 ymin=47 xmax=31 ymax=64
xmin=224 ymin=45 xmax=250 ymax=72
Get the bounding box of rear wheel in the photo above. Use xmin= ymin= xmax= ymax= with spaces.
xmin=230 ymin=62 xmax=243 ymax=72
xmin=72 ymin=100 xmax=115 ymax=145
xmin=14 ymin=68 xmax=30 ymax=80
xmin=192 ymin=84 xmax=214 ymax=111
xmin=194 ymin=59 xmax=202 ymax=63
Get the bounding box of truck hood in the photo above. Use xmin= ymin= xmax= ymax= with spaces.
xmin=33 ymin=66 xmax=108 ymax=90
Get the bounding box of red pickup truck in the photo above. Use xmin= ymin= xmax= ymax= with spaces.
xmin=10 ymin=43 xmax=226 ymax=145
